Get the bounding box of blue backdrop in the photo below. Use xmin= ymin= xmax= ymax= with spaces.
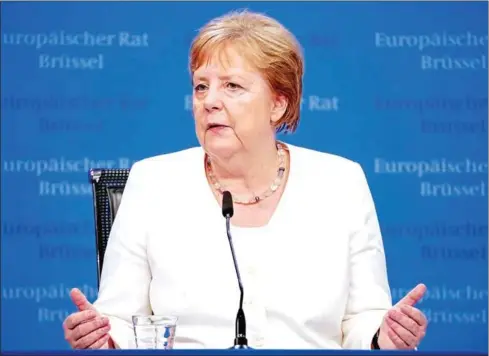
xmin=1 ymin=1 xmax=487 ymax=352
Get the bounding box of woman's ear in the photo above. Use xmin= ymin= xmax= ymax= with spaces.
xmin=270 ymin=95 xmax=288 ymax=124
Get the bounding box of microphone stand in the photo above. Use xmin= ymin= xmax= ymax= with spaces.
xmin=222 ymin=190 xmax=250 ymax=349
xmin=225 ymin=214 xmax=250 ymax=349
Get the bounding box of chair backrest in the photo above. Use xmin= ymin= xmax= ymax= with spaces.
xmin=89 ymin=168 xmax=130 ymax=287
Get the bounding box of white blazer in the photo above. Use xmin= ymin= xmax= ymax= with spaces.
xmin=93 ymin=143 xmax=393 ymax=350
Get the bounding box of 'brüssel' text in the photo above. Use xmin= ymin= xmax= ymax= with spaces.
xmin=374 ymin=32 xmax=488 ymax=70
xmin=8 ymin=31 xmax=150 ymax=70
xmin=420 ymin=181 xmax=486 ymax=197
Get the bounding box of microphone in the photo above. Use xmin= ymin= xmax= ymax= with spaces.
xmin=222 ymin=191 xmax=249 ymax=349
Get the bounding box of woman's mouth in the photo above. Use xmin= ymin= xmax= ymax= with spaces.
xmin=207 ymin=123 xmax=229 ymax=133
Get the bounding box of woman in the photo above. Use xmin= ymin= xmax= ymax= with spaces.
xmin=63 ymin=10 xmax=428 ymax=350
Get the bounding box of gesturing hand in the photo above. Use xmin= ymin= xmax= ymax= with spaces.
xmin=63 ymin=288 xmax=112 ymax=349
xmin=378 ymin=283 xmax=428 ymax=350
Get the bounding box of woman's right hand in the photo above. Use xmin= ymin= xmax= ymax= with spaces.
xmin=63 ymin=288 xmax=113 ymax=349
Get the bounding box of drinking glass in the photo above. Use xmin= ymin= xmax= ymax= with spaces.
xmin=132 ymin=315 xmax=178 ymax=349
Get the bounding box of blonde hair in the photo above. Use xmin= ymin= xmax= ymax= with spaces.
xmin=189 ymin=10 xmax=304 ymax=134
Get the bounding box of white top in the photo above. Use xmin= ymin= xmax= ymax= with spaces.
xmin=93 ymin=143 xmax=393 ymax=350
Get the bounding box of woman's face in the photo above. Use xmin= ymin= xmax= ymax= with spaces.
xmin=192 ymin=46 xmax=287 ymax=158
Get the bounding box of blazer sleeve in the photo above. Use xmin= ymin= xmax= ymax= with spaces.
xmin=341 ymin=163 xmax=392 ymax=349
xmin=92 ymin=161 xmax=153 ymax=349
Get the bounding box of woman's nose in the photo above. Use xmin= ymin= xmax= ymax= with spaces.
xmin=203 ymin=87 xmax=223 ymax=112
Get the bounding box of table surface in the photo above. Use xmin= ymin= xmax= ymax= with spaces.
xmin=1 ymin=350 xmax=486 ymax=356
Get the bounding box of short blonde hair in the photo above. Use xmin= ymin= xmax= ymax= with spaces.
xmin=189 ymin=10 xmax=304 ymax=134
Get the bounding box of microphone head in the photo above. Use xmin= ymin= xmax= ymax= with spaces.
xmin=222 ymin=191 xmax=234 ymax=218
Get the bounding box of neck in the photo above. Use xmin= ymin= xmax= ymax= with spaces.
xmin=208 ymin=139 xmax=280 ymax=199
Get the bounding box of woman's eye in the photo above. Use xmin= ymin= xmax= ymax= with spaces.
xmin=226 ymin=82 xmax=242 ymax=90
xmin=194 ymin=84 xmax=207 ymax=92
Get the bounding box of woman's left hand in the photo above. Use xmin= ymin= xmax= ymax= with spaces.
xmin=377 ymin=283 xmax=428 ymax=350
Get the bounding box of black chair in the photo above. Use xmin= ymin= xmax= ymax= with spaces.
xmin=89 ymin=168 xmax=130 ymax=287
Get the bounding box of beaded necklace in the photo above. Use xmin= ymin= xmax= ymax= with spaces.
xmin=205 ymin=142 xmax=288 ymax=205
